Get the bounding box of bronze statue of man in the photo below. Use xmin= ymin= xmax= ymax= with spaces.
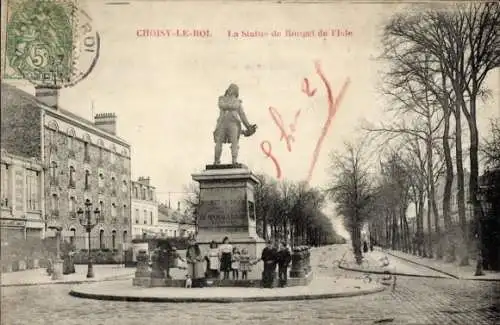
xmin=213 ymin=83 xmax=257 ymax=165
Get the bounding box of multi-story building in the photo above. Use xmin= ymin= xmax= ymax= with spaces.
xmin=158 ymin=203 xmax=196 ymax=238
xmin=1 ymin=83 xmax=132 ymax=250
xmin=131 ymin=177 xmax=158 ymax=238
xmin=0 ymin=149 xmax=45 ymax=242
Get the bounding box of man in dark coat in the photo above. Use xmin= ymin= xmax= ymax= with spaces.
xmin=277 ymin=242 xmax=292 ymax=287
xmin=261 ymin=240 xmax=278 ymax=288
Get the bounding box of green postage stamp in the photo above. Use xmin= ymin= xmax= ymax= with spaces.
xmin=3 ymin=0 xmax=99 ymax=87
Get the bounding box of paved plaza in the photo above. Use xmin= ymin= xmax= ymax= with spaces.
xmin=1 ymin=245 xmax=499 ymax=325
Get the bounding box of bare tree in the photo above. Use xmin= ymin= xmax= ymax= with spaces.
xmin=383 ymin=2 xmax=500 ymax=269
xmin=327 ymin=139 xmax=375 ymax=264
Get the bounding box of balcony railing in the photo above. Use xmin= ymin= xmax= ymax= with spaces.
xmin=98 ymin=186 xmax=105 ymax=194
xmin=69 ymin=211 xmax=77 ymax=219
xmin=51 ymin=209 xmax=60 ymax=217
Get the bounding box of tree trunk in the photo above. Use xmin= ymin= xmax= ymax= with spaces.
xmin=426 ymin=196 xmax=433 ymax=258
xmin=442 ymin=105 xmax=455 ymax=262
xmin=465 ymin=96 xmax=481 ymax=269
xmin=454 ymin=103 xmax=469 ymax=266
xmin=426 ymin=133 xmax=440 ymax=259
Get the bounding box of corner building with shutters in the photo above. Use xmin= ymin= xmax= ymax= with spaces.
xmin=1 ymin=83 xmax=132 ymax=250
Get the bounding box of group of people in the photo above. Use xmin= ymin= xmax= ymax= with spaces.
xmin=185 ymin=237 xmax=292 ymax=288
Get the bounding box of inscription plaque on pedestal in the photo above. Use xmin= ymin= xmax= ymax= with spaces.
xmin=192 ymin=166 xmax=265 ymax=258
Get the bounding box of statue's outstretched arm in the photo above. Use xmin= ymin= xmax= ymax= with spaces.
xmin=238 ymin=106 xmax=252 ymax=129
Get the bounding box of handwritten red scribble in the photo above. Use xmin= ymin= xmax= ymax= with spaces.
xmin=289 ymin=109 xmax=301 ymax=133
xmin=269 ymin=106 xmax=296 ymax=152
xmin=306 ymin=61 xmax=350 ymax=184
xmin=260 ymin=141 xmax=282 ymax=179
xmin=302 ymin=78 xmax=317 ymax=97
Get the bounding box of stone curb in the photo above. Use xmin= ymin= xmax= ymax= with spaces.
xmin=384 ymin=251 xmax=500 ymax=282
xmin=0 ymin=274 xmax=134 ymax=288
xmin=338 ymin=263 xmax=451 ymax=279
xmin=69 ymin=285 xmax=386 ymax=303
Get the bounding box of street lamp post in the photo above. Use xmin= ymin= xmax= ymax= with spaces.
xmin=474 ymin=187 xmax=490 ymax=276
xmin=77 ymin=199 xmax=100 ymax=278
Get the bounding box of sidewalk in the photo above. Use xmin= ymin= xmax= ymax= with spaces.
xmin=1 ymin=264 xmax=135 ymax=287
xmin=383 ymin=248 xmax=500 ymax=281
xmin=339 ymin=248 xmax=451 ymax=279
xmin=70 ymin=276 xmax=385 ymax=303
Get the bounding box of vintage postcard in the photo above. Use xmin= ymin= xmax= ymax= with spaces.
xmin=1 ymin=0 xmax=499 ymax=324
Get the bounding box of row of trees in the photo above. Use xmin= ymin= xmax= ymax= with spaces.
xmin=328 ymin=2 xmax=499 ymax=269
xmin=254 ymin=174 xmax=345 ymax=246
xmin=183 ymin=174 xmax=345 ymax=248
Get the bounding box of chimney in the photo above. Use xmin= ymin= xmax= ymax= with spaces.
xmin=94 ymin=113 xmax=117 ymax=135
xmin=35 ymin=86 xmax=60 ymax=108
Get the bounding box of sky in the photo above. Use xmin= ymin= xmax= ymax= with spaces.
xmin=2 ymin=1 xmax=498 ymax=238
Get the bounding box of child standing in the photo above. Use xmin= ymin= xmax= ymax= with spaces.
xmin=239 ymin=248 xmax=254 ymax=280
xmin=231 ymin=247 xmax=241 ymax=280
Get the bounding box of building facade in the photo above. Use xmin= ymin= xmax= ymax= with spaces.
xmin=131 ymin=177 xmax=158 ymax=239
xmin=0 ymin=149 xmax=45 ymax=242
xmin=1 ymin=83 xmax=132 ymax=250
xmin=158 ymin=203 xmax=196 ymax=238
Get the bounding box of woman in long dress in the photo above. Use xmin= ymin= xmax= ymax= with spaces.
xmin=186 ymin=239 xmax=205 ymax=287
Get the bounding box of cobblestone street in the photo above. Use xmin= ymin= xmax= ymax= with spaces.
xmin=2 ymin=248 xmax=499 ymax=325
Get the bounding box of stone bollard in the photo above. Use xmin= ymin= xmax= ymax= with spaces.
xmin=51 ymin=259 xmax=64 ymax=280
xmin=304 ymin=246 xmax=312 ymax=274
xmin=132 ymin=250 xmax=151 ymax=287
xmin=290 ymin=246 xmax=305 ymax=278
xmin=150 ymin=249 xmax=166 ymax=287
xmin=18 ymin=260 xmax=27 ymax=271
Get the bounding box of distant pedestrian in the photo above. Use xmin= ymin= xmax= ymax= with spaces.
xmin=276 ymin=242 xmax=292 ymax=287
xmin=239 ymin=248 xmax=254 ymax=280
xmin=363 ymin=241 xmax=368 ymax=253
xmin=231 ymin=247 xmax=241 ymax=280
xmin=219 ymin=236 xmax=233 ymax=280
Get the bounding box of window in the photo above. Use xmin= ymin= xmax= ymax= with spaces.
xmin=111 ymin=177 xmax=116 ymax=196
xmin=150 ymin=211 xmax=153 ymax=225
xmin=110 ymin=152 xmax=115 ymax=164
xmin=99 ymin=229 xmax=105 ymax=249
xmin=99 ymin=200 xmax=104 ymax=222
xmin=84 ymin=170 xmax=90 ymax=190
xmin=98 ymin=173 xmax=104 ymax=188
xmin=142 ymin=188 xmax=146 ymax=200
xmin=123 ymin=231 xmax=128 ymax=244
xmin=111 ymin=203 xmax=117 ymax=218
xmin=143 ymin=209 xmax=147 ymax=224
xmin=84 ymin=142 xmax=90 ymax=162
xmin=70 ymin=228 xmax=76 ymax=246
xmin=1 ymin=164 xmax=8 ymax=207
xmin=135 ymin=209 xmax=139 ymax=224
xmin=67 ymin=135 xmax=73 ymax=150
xmin=174 ymin=230 xmax=177 ymax=237
xmin=68 ymin=166 xmax=75 ymax=188
xmin=112 ymin=230 xmax=117 ymax=250
xmin=51 ymin=194 xmax=59 ymax=214
xmin=69 ymin=196 xmax=76 ymax=218
xmin=50 ymin=161 xmax=58 ymax=185
xmin=134 ymin=187 xmax=138 ymax=199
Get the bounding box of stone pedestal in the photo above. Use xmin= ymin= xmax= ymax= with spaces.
xmin=192 ymin=164 xmax=266 ymax=259
xmin=132 ymin=250 xmax=151 ymax=287
xmin=51 ymin=260 xmax=64 ymax=280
